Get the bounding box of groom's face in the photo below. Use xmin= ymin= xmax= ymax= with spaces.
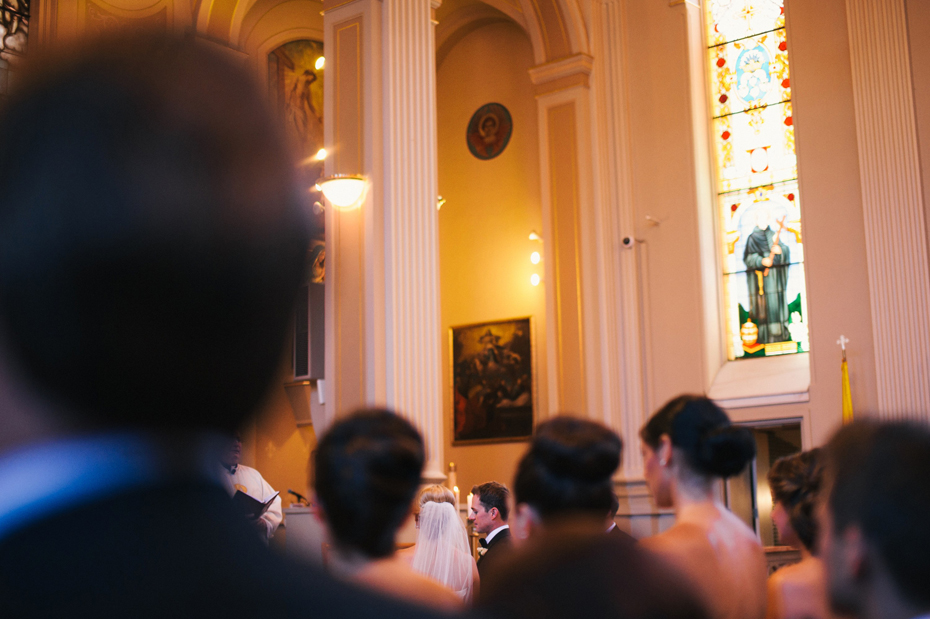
xmin=470 ymin=497 xmax=494 ymax=534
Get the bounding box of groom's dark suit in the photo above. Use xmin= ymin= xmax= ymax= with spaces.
xmin=477 ymin=526 xmax=512 ymax=582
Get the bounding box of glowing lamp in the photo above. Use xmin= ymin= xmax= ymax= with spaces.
xmin=530 ymin=274 xmax=541 ymax=286
xmin=315 ymin=56 xmax=325 ymax=70
xmin=530 ymin=251 xmax=541 ymax=264
xmin=317 ymin=175 xmax=366 ymax=210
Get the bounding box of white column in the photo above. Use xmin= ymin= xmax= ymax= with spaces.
xmin=846 ymin=0 xmax=930 ymax=418
xmin=381 ymin=0 xmax=445 ymax=483
xmin=322 ymin=0 xmax=444 ymax=481
xmin=590 ymin=0 xmax=649 ymax=478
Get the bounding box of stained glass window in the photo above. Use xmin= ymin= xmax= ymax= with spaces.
xmin=706 ymin=0 xmax=809 ymax=360
xmin=0 ymin=0 xmax=28 ymax=96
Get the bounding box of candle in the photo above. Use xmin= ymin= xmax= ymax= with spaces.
xmin=467 ymin=492 xmax=474 ymax=514
xmin=453 ymin=485 xmax=460 ymax=512
xmin=447 ymin=462 xmax=457 ymax=495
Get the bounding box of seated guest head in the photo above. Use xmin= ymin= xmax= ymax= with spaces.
xmin=767 ymin=448 xmax=824 ymax=552
xmin=314 ymin=409 xmax=424 ymax=560
xmin=821 ymin=421 xmax=930 ymax=619
xmin=639 ymin=395 xmax=755 ymax=507
xmin=469 ymin=481 xmax=510 ymax=535
xmin=0 ymin=34 xmax=308 ymax=440
xmin=512 ymin=416 xmax=622 ymax=532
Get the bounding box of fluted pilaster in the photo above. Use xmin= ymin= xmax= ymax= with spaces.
xmin=382 ymin=0 xmax=444 ymax=481
xmin=591 ymin=0 xmax=649 ymax=478
xmin=846 ymin=0 xmax=930 ymax=418
xmin=323 ymin=0 xmax=444 ymax=479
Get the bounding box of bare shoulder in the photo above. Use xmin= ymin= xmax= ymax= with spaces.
xmin=354 ymin=557 xmax=462 ymax=611
xmin=770 ymin=557 xmax=824 ymax=592
xmin=642 ymin=522 xmax=713 ymax=557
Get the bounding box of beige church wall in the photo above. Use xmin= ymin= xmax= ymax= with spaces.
xmin=782 ymin=0 xmax=877 ymax=439
xmin=624 ymin=0 xmax=709 ymax=409
xmin=908 ymin=0 xmax=930 ymax=268
xmin=243 ymin=361 xmax=319 ymax=511
xmin=235 ymin=0 xmax=324 ymax=520
xmin=621 ymin=0 xmax=877 ymax=451
xmin=437 ymin=20 xmax=545 ymax=495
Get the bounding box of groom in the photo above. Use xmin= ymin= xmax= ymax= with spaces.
xmin=470 ymin=481 xmax=513 ymax=583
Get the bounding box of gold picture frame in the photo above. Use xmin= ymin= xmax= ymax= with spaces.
xmin=450 ymin=316 xmax=535 ymax=445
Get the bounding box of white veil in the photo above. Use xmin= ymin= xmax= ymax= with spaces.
xmin=412 ymin=501 xmax=475 ymax=603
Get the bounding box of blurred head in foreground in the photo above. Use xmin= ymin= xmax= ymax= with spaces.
xmin=512 ymin=416 xmax=622 ymax=534
xmin=0 ymin=34 xmax=308 ymax=437
xmin=314 ymin=409 xmax=425 ymax=559
xmin=480 ymin=415 xmax=708 ymax=619
xmin=821 ymin=421 xmax=930 ymax=619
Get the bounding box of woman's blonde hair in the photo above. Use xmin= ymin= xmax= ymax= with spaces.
xmin=414 ymin=484 xmax=455 ymax=514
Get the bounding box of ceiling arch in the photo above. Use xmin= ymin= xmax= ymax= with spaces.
xmin=437 ymin=0 xmax=587 ymax=66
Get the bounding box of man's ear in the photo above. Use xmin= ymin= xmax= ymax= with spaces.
xmin=658 ymin=434 xmax=673 ymax=466
xmin=841 ymin=525 xmax=868 ymax=582
xmin=513 ymin=502 xmax=541 ymax=541
xmin=489 ymin=506 xmax=499 ymax=521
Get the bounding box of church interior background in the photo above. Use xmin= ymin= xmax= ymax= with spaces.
xmin=13 ymin=0 xmax=930 ymax=553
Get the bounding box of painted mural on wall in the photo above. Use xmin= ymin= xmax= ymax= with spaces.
xmin=706 ymin=0 xmax=809 ymax=359
xmin=0 ymin=0 xmax=29 ymax=94
xmin=466 ymin=102 xmax=512 ymax=160
xmin=451 ymin=317 xmax=533 ymax=444
xmin=268 ymin=39 xmax=325 ymax=236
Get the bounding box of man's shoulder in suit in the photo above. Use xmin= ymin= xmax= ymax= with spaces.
xmin=0 ymin=481 xmax=446 ymax=619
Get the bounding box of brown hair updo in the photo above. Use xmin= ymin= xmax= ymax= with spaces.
xmin=767 ymin=448 xmax=824 ymax=551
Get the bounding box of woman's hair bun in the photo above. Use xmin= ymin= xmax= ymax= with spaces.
xmin=767 ymin=448 xmax=824 ymax=551
xmin=513 ymin=416 xmax=622 ymax=520
xmin=533 ymin=417 xmax=622 ymax=481
xmin=646 ymin=396 xmax=755 ymax=478
xmin=694 ymin=425 xmax=756 ymax=478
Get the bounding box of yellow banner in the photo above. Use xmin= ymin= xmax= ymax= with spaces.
xmin=841 ymin=359 xmax=853 ymax=424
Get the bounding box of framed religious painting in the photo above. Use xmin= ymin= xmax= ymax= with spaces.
xmin=450 ymin=317 xmax=534 ymax=445
xmin=466 ymin=102 xmax=513 ymax=160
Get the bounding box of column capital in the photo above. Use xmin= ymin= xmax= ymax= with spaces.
xmin=529 ymin=53 xmax=593 ymax=97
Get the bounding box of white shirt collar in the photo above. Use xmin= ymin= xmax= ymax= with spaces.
xmin=606 ymin=522 xmax=617 ymax=533
xmin=485 ymin=524 xmax=509 ymax=543
xmin=0 ymin=433 xmax=226 ymax=542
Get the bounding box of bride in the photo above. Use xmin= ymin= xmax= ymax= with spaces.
xmin=400 ymin=485 xmax=479 ymax=604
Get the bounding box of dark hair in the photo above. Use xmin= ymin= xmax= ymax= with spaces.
xmin=768 ymin=448 xmax=824 ymax=551
xmin=640 ymin=395 xmax=755 ymax=478
xmin=608 ymin=491 xmax=620 ymax=519
xmin=474 ymin=481 xmax=511 ymax=522
xmin=826 ymin=421 xmax=930 ymax=608
xmin=0 ymin=35 xmax=307 ymax=433
xmin=514 ymin=416 xmax=622 ymax=520
xmin=314 ymin=409 xmax=424 ymax=559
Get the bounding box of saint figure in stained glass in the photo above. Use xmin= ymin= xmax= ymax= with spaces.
xmin=743 ymin=205 xmax=791 ymax=344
